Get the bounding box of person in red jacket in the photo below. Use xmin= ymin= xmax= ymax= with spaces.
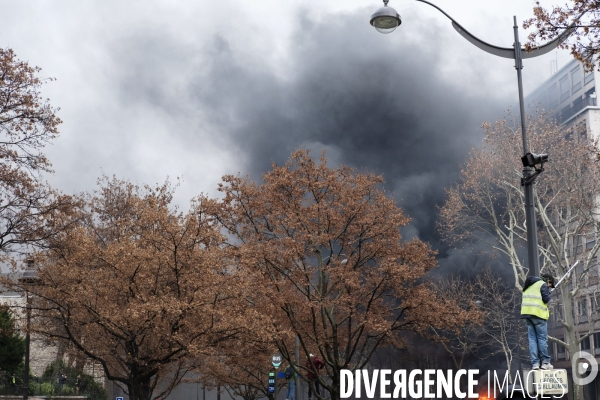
xmin=306 ymin=354 xmax=324 ymax=400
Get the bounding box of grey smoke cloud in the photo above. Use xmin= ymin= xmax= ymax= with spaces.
xmin=174 ymin=10 xmax=514 ymax=257
xmin=4 ymin=4 xmax=536 ymax=269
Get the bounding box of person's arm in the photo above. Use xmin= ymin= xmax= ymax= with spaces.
xmin=540 ymin=283 xmax=551 ymax=304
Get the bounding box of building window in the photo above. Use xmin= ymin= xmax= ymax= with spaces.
xmin=572 ymin=66 xmax=582 ymax=93
xmin=589 ymin=270 xmax=600 ymax=286
xmin=581 ymin=334 xmax=591 ymax=351
xmin=550 ymin=84 xmax=559 ymax=108
xmin=557 ymin=337 xmax=566 ymax=359
xmin=585 ymin=70 xmax=594 ymax=85
xmin=585 ymin=87 xmax=597 ymax=106
xmin=560 ymin=76 xmax=570 ymax=102
xmin=578 ymin=299 xmax=588 ymax=323
xmin=555 ymin=304 xmax=564 ymax=321
xmin=593 ymin=295 xmax=600 ymax=315
xmin=575 ymin=236 xmax=584 ymax=256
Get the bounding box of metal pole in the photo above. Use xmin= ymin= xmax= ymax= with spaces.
xmin=551 ymin=260 xmax=580 ymax=291
xmin=513 ymin=16 xmax=540 ymax=278
xmin=23 ymin=291 xmax=31 ymax=400
xmin=295 ymin=336 xmax=300 ymax=400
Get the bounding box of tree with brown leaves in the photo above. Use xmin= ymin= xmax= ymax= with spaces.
xmin=17 ymin=177 xmax=251 ymax=400
xmin=209 ymin=150 xmax=471 ymax=400
xmin=0 ymin=47 xmax=64 ymax=257
xmin=196 ymin=339 xmax=278 ymax=400
xmin=524 ymin=1 xmax=600 ymax=71
xmin=438 ymin=114 xmax=600 ymax=400
xmin=431 ymin=275 xmax=484 ymax=371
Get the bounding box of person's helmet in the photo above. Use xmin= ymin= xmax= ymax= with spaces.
xmin=541 ymin=273 xmax=555 ymax=286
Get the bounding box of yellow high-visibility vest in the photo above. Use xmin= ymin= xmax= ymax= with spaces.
xmin=521 ymin=280 xmax=549 ymax=320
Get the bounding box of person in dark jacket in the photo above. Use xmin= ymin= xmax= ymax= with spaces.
xmin=520 ymin=274 xmax=555 ymax=370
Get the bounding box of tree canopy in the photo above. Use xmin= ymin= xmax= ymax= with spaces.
xmin=438 ymin=114 xmax=600 ymax=400
xmin=21 ymin=177 xmax=252 ymax=400
xmin=208 ymin=150 xmax=471 ymax=400
xmin=0 ymin=306 xmax=25 ymax=375
xmin=0 ymin=47 xmax=66 ymax=258
xmin=525 ymin=1 xmax=600 ymax=70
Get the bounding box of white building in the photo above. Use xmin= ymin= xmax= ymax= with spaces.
xmin=525 ymin=57 xmax=600 ymax=400
xmin=526 ymin=58 xmax=600 ymax=134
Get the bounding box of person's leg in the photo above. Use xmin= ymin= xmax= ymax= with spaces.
xmin=308 ymin=380 xmax=313 ymax=400
xmin=525 ymin=318 xmax=540 ymax=368
xmin=533 ymin=319 xmax=551 ymax=366
xmin=315 ymin=379 xmax=321 ymax=396
xmin=288 ymin=379 xmax=295 ymax=400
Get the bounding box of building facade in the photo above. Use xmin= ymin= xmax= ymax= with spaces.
xmin=526 ymin=58 xmax=600 ymax=134
xmin=526 ymin=57 xmax=600 ymax=400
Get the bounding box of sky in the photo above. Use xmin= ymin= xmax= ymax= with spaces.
xmin=1 ymin=0 xmax=574 ymax=272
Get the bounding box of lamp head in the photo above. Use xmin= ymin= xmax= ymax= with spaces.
xmin=370 ymin=0 xmax=401 ymax=34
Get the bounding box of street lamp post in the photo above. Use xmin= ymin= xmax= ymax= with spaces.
xmin=369 ymin=0 xmax=574 ymax=278
xmin=20 ymin=259 xmax=39 ymax=400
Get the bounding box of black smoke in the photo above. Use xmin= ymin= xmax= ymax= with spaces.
xmin=109 ymin=7 xmax=516 ymax=270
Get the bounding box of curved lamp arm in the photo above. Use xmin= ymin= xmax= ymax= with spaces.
xmin=369 ymin=0 xmax=578 ymax=278
xmin=416 ymin=0 xmax=574 ymax=60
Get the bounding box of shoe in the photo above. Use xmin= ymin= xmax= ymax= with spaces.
xmin=541 ymin=363 xmax=553 ymax=370
xmin=532 ymin=364 xmax=540 ymax=370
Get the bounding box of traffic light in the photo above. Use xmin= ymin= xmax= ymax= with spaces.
xmin=268 ymin=372 xmax=275 ymax=393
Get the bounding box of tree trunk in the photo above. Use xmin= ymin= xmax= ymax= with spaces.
xmin=562 ymin=289 xmax=584 ymax=400
xmin=571 ymin=379 xmax=585 ymax=400
xmin=127 ymin=378 xmax=153 ymax=400
xmin=327 ymin=370 xmax=340 ymax=400
xmin=504 ymin=350 xmax=513 ymax=385
xmin=52 ymin=341 xmax=67 ymax=384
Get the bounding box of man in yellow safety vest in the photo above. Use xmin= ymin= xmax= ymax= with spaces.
xmin=520 ymin=274 xmax=555 ymax=370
